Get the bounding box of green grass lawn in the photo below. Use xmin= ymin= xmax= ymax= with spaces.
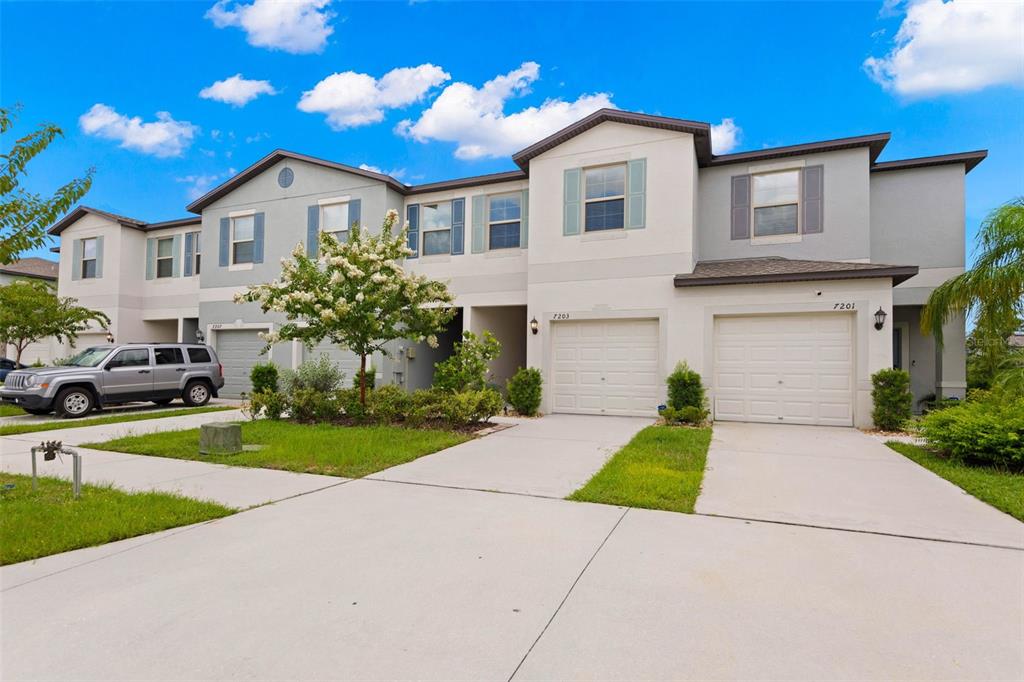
xmin=85 ymin=420 xmax=471 ymax=478
xmin=0 ymin=473 xmax=234 ymax=565
xmin=569 ymin=425 xmax=712 ymax=513
xmin=0 ymin=404 xmax=25 ymax=417
xmin=0 ymin=406 xmax=236 ymax=436
xmin=888 ymin=442 xmax=1024 ymax=522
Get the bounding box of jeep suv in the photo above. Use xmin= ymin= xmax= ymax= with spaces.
xmin=0 ymin=343 xmax=225 ymax=418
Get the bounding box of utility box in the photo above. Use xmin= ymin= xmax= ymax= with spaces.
xmin=199 ymin=423 xmax=242 ymax=455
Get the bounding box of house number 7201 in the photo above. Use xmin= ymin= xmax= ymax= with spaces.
xmin=833 ymin=302 xmax=855 ymax=310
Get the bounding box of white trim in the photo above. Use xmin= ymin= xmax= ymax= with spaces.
xmin=317 ymin=195 xmax=351 ymax=206
xmin=228 ymin=209 xmax=256 ymax=218
xmin=751 ymin=233 xmax=802 ymax=246
xmin=228 ymin=262 xmax=254 ymax=272
xmin=206 ymin=321 xmax=273 ymax=352
xmin=747 ymin=159 xmax=806 ymax=173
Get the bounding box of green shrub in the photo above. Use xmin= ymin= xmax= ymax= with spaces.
xmin=507 ymin=367 xmax=542 ymax=416
xmin=335 ymin=387 xmax=366 ymax=421
xmin=871 ymin=368 xmax=913 ymax=430
xmin=407 ymin=389 xmax=444 ymax=426
xmin=920 ymin=394 xmax=1024 ymax=468
xmin=438 ymin=388 xmax=503 ymax=426
xmin=666 ymin=362 xmax=705 ymax=410
xmin=281 ymin=354 xmax=345 ymax=394
xmin=433 ymin=331 xmax=501 ymax=393
xmin=243 ymin=390 xmax=287 ymax=421
xmin=366 ymin=384 xmax=411 ymax=424
xmin=661 ymin=405 xmax=709 ymax=425
xmin=250 ymin=362 xmax=279 ymax=394
xmin=352 ymin=364 xmax=376 ymax=391
xmin=289 ymin=387 xmax=340 ymax=423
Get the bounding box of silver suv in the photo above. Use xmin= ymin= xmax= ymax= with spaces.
xmin=0 ymin=344 xmax=225 ymax=418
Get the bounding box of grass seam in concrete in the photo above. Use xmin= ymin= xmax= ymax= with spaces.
xmin=507 ymin=508 xmax=630 ymax=682
xmin=696 ymin=512 xmax=1024 ymax=552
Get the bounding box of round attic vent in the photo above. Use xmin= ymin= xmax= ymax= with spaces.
xmin=278 ymin=167 xmax=294 ymax=188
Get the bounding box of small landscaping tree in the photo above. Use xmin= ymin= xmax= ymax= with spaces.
xmin=507 ymin=367 xmax=543 ymax=416
xmin=871 ymin=368 xmax=912 ymax=431
xmin=433 ymin=330 xmax=501 ymax=393
xmin=0 ymin=280 xmax=108 ymax=364
xmin=237 ymin=209 xmax=455 ymax=405
xmin=666 ymin=362 xmax=705 ymax=410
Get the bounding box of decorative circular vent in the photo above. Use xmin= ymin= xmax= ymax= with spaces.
xmin=278 ymin=167 xmax=294 ymax=188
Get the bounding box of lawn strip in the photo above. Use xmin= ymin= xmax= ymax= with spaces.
xmin=85 ymin=420 xmax=471 ymax=479
xmin=568 ymin=425 xmax=712 ymax=513
xmin=0 ymin=404 xmax=25 ymax=417
xmin=0 ymin=406 xmax=235 ymax=436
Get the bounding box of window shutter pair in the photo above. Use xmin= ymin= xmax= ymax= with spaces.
xmin=451 ymin=198 xmax=465 ymax=255
xmin=184 ymin=232 xmax=194 ymax=277
xmin=406 ymin=204 xmax=419 ymax=258
xmin=218 ymin=213 xmax=265 ymax=265
xmin=730 ymin=166 xmax=824 ymax=239
xmin=562 ymin=159 xmax=646 ymax=234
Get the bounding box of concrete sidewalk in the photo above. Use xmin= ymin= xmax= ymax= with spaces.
xmin=696 ymin=422 xmax=1024 ymax=548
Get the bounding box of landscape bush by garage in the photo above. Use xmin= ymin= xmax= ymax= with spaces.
xmin=433 ymin=331 xmax=502 ymax=393
xmin=919 ymin=391 xmax=1024 ymax=468
xmin=249 ymin=362 xmax=279 ymax=394
xmin=280 ymin=354 xmax=345 ymax=394
xmin=871 ymin=368 xmax=913 ymax=431
xmin=666 ymin=362 xmax=705 ymax=410
xmin=507 ymin=367 xmax=543 ymax=416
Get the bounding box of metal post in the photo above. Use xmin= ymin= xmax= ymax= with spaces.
xmin=71 ymin=451 xmax=81 ymax=499
xmin=30 ymin=446 xmax=38 ymax=491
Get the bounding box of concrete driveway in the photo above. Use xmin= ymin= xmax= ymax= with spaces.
xmin=697 ymin=422 xmax=1024 ymax=549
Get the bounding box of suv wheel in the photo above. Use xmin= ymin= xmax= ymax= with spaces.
xmin=55 ymin=387 xmax=94 ymax=419
xmin=183 ymin=380 xmax=211 ymax=407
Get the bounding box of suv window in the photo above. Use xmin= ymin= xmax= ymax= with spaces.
xmin=154 ymin=347 xmax=185 ymax=365
xmin=187 ymin=347 xmax=212 ymax=364
xmin=108 ymin=349 xmax=150 ymax=368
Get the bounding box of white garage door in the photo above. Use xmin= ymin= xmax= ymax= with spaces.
xmin=552 ymin=319 xmax=660 ymax=417
xmin=713 ymin=313 xmax=854 ymax=426
xmin=215 ymin=329 xmax=267 ymax=397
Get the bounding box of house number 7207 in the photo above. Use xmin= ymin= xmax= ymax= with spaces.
xmin=833 ymin=302 xmax=855 ymax=310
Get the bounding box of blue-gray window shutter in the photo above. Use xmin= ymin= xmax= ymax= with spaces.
xmin=349 ymin=199 xmax=361 ymax=231
xmin=802 ymin=165 xmax=824 ymax=234
xmin=471 ymin=196 xmax=485 ymax=253
xmin=730 ymin=174 xmax=751 ymax=240
xmin=94 ymin=236 xmax=104 ymax=278
xmin=183 ymin=232 xmax=194 ymax=277
xmin=145 ymin=238 xmax=155 ymax=280
xmin=307 ymin=205 xmax=319 ymax=257
xmin=563 ymin=168 xmax=581 ymax=235
xmin=253 ymin=212 xmax=265 ymax=263
xmin=219 ymin=218 xmax=230 ymax=266
xmin=406 ymin=204 xmax=419 ymax=258
xmin=171 ymin=233 xmax=182 ymax=277
xmin=626 ymin=158 xmax=646 ymax=229
xmin=451 ymin=198 xmax=465 ymax=255
xmin=71 ymin=239 xmax=82 ymax=281
xmin=520 ymin=189 xmax=529 ymax=248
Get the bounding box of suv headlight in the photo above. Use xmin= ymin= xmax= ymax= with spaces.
xmin=24 ymin=375 xmax=40 ymax=387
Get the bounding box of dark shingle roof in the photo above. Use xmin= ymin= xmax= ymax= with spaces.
xmin=0 ymin=257 xmax=59 ymax=281
xmin=48 ymin=206 xmax=200 ymax=236
xmin=674 ymin=257 xmax=919 ymax=287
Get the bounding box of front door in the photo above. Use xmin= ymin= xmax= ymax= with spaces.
xmin=102 ymin=348 xmax=154 ymax=400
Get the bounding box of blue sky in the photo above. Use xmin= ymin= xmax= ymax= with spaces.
xmin=3 ymin=0 xmax=1022 ymax=262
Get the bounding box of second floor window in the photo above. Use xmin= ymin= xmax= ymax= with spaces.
xmin=80 ymin=237 xmax=98 ymax=279
xmin=156 ymin=237 xmax=174 ymax=278
xmin=584 ymin=165 xmax=626 ymax=231
xmin=232 ymin=215 xmax=254 ymax=264
xmin=189 ymin=231 xmax=201 ymax=275
xmin=421 ymin=202 xmax=451 ymax=256
xmin=488 ymin=194 xmax=521 ymax=249
xmin=752 ymin=170 xmax=800 ymax=237
xmin=321 ymin=201 xmax=350 ymax=241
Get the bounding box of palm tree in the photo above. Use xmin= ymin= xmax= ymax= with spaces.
xmin=922 ymin=198 xmax=1024 ymax=390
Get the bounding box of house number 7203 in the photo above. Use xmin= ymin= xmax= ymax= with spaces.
xmin=833 ymin=302 xmax=855 ymax=310
xmin=552 ymin=313 xmax=570 ymax=320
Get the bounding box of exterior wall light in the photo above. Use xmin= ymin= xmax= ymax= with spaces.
xmin=874 ymin=307 xmax=887 ymax=331
xmin=196 ymin=329 xmax=205 ymax=343
xmin=530 ymin=317 xmax=539 ymax=335
xmin=105 ymin=331 xmax=115 ymax=344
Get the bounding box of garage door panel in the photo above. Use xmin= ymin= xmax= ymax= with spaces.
xmin=750 ymin=373 xmax=778 ymax=389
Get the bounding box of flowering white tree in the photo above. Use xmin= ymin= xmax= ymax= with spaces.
xmin=236 ymin=209 xmax=455 ymax=404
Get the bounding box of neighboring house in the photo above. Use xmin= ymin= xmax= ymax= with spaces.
xmin=0 ymin=257 xmax=62 ymax=364
xmin=47 ymin=109 xmax=984 ymax=427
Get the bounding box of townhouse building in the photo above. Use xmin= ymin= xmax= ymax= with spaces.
xmin=1 ymin=257 xmax=62 ymax=363
xmin=48 ymin=109 xmax=984 ymax=427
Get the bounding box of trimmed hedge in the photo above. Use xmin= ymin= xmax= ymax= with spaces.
xmin=666 ymin=362 xmax=705 ymax=411
xmin=920 ymin=393 xmax=1024 ymax=468
xmin=871 ymin=368 xmax=912 ymax=431
xmin=250 ymin=362 xmax=279 ymax=394
xmin=507 ymin=367 xmax=543 ymax=416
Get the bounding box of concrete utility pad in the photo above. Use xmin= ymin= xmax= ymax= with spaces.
xmin=696 ymin=422 xmax=1024 ymax=548
xmin=370 ymin=414 xmax=652 ymax=498
xmin=515 ymin=509 xmax=1024 ymax=681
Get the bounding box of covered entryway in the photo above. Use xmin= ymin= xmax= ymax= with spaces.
xmin=713 ymin=312 xmax=854 ymax=426
xmin=214 ymin=328 xmax=267 ymax=397
xmin=551 ymin=318 xmax=660 ymax=417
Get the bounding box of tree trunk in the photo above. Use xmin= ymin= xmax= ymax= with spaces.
xmin=359 ymin=353 xmax=367 ymax=405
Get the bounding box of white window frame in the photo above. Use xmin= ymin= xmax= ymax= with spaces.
xmin=583 ymin=163 xmax=627 ymax=232
xmin=155 ymin=236 xmax=174 ymax=278
xmin=487 ymin=193 xmax=522 ymax=250
xmin=231 ymin=215 xmax=255 ymax=265
xmin=750 ymin=169 xmax=801 ymax=241
xmin=189 ymin=230 xmax=201 ymax=276
xmin=420 ymin=201 xmax=452 ymax=256
xmin=318 ymin=197 xmax=351 ymax=242
xmin=80 ymin=237 xmax=98 ymax=279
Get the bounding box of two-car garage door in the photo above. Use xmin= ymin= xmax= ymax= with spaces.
xmin=713 ymin=313 xmax=854 ymax=426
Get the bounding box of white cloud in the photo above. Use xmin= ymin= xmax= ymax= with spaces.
xmin=200 ymin=74 xmax=278 ymax=107
xmin=358 ymin=163 xmax=406 ymax=180
xmin=206 ymin=0 xmax=334 ymax=54
xmin=298 ymin=64 xmax=450 ymax=129
xmin=79 ymin=104 xmax=198 ymax=157
xmin=710 ymin=118 xmax=741 ymax=153
xmin=397 ymin=62 xmax=614 ymax=160
xmin=245 ymin=131 xmax=270 ymax=143
xmin=864 ymin=0 xmax=1024 ymax=97
xmin=176 ymin=168 xmax=237 ymax=200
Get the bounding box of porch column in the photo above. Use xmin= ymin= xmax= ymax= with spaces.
xmin=936 ymin=311 xmax=967 ymax=400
